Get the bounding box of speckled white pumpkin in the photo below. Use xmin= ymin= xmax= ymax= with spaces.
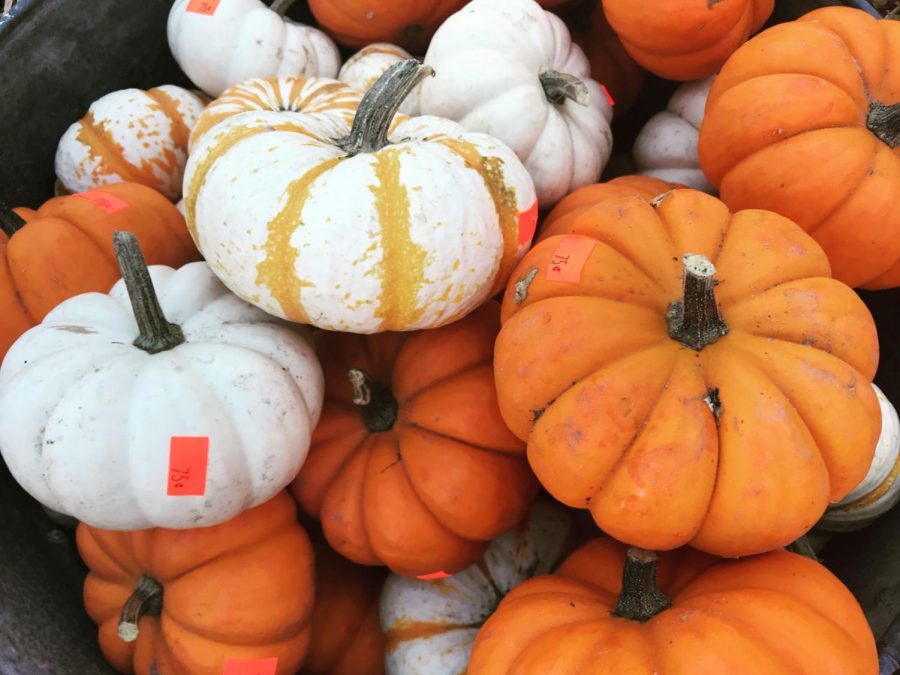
xmin=167 ymin=0 xmax=341 ymax=98
xmin=339 ymin=43 xmax=421 ymax=115
xmin=55 ymin=85 xmax=207 ymax=201
xmin=183 ymin=61 xmax=538 ymax=333
xmin=633 ymin=77 xmax=715 ymax=192
xmin=0 ymin=245 xmax=324 ymax=531
xmin=420 ymin=0 xmax=613 ymax=207
xmin=379 ymin=500 xmax=573 ymax=675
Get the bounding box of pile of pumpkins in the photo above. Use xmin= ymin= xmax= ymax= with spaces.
xmin=1 ymin=0 xmax=898 ymax=672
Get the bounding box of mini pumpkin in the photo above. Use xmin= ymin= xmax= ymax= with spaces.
xmin=420 ymin=0 xmax=613 ymax=207
xmin=496 ymin=188 xmax=881 ymax=557
xmin=698 ymin=7 xmax=900 ymax=289
xmin=469 ymin=540 xmax=878 ymax=673
xmin=55 ymin=85 xmax=207 ymax=201
xmin=0 ymin=232 xmax=323 ymax=530
xmin=185 ymin=60 xmax=537 ymax=333
xmin=338 ymin=44 xmax=421 ymax=115
xmin=290 ymin=301 xmax=539 ymax=577
xmin=0 ymin=183 xmax=199 ymax=362
xmin=167 ymin=0 xmax=340 ymax=98
xmin=77 ymin=492 xmax=315 ymax=675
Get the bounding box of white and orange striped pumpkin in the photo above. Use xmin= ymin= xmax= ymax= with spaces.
xmin=190 ymin=75 xmax=362 ymax=151
xmin=184 ymin=60 xmax=538 ymax=333
xmin=55 ymin=85 xmax=207 ymax=202
xmin=339 ymin=43 xmax=421 ymax=115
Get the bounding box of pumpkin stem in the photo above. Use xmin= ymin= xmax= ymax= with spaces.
xmin=269 ymin=0 xmax=296 ymax=16
xmin=868 ymin=102 xmax=900 ymax=149
xmin=0 ymin=201 xmax=26 ymax=237
xmin=348 ymin=368 xmax=399 ymax=433
xmin=117 ymin=574 xmax=163 ymax=642
xmin=113 ymin=231 xmax=185 ymax=354
xmin=666 ymin=254 xmax=729 ymax=351
xmin=335 ymin=59 xmax=434 ymax=156
xmin=613 ymin=548 xmax=672 ymax=622
xmin=540 ymin=70 xmax=590 ymax=107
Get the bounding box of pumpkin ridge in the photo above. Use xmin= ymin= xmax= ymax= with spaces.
xmin=75 ymin=111 xmax=152 ymax=188
xmin=398 ymin=419 xmax=520 ymax=458
xmin=1 ymin=254 xmax=38 ymax=324
xmin=354 ymin=437 xmax=381 ymax=561
xmin=78 ymin=528 xmax=139 ymax=582
xmin=396 ymin=357 xmax=492 ymax=406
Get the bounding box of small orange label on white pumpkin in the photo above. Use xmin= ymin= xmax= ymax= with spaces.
xmin=544 ymin=236 xmax=597 ymax=284
xmin=167 ymin=436 xmax=209 ymax=496
xmin=186 ymin=0 xmax=221 ymax=15
xmin=74 ymin=190 xmax=130 ymax=214
xmin=417 ymin=571 xmax=452 ymax=580
xmin=517 ymin=200 xmax=539 ymax=246
xmin=222 ymin=658 xmax=278 ymax=675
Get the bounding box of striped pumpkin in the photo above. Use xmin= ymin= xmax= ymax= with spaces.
xmin=55 ymin=85 xmax=207 ymax=202
xmin=184 ymin=60 xmax=538 ymax=333
xmin=338 ymin=43 xmax=421 ymax=115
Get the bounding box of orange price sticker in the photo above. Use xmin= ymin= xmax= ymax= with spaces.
xmin=517 ymin=200 xmax=539 ymax=246
xmin=544 ymin=236 xmax=597 ymax=284
xmin=417 ymin=571 xmax=452 ymax=580
xmin=74 ymin=190 xmax=130 ymax=214
xmin=601 ymin=84 xmax=615 ymax=107
xmin=222 ymin=658 xmax=278 ymax=675
xmin=167 ymin=436 xmax=209 ymax=497
xmin=186 ymin=0 xmax=222 ymax=15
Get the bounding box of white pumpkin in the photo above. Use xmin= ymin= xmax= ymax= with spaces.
xmin=184 ymin=60 xmax=538 ymax=333
xmin=339 ymin=43 xmax=421 ymax=115
xmin=0 ymin=232 xmax=324 ymax=531
xmin=167 ymin=0 xmax=340 ymax=98
xmin=419 ymin=0 xmax=613 ymax=207
xmin=54 ymin=85 xmax=207 ymax=201
xmin=633 ymin=77 xmax=715 ymax=192
xmin=380 ymin=499 xmax=573 ymax=675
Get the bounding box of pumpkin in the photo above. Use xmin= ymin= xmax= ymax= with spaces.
xmin=289 ymin=301 xmax=539 ymax=577
xmin=0 ymin=232 xmax=323 ymax=530
xmin=77 ymin=491 xmax=315 ymax=675
xmin=167 ymin=0 xmax=340 ymax=98
xmin=420 ymin=0 xmax=613 ymax=207
xmin=189 ymin=75 xmax=362 ymax=151
xmin=380 ymin=499 xmax=573 ymax=675
xmin=338 ymin=44 xmax=421 ymax=116
xmin=184 ymin=60 xmax=537 ymax=333
xmin=601 ymin=0 xmax=774 ymax=81
xmin=633 ymin=77 xmax=715 ymax=192
xmin=495 ymin=187 xmax=881 ymax=557
xmin=698 ymin=7 xmax=900 ymax=289
xmin=302 ymin=545 xmax=387 ymax=675
xmin=307 ymin=0 xmax=467 ymax=53
xmin=468 ymin=540 xmax=878 ymax=673
xmin=54 ymin=85 xmax=206 ymax=201
xmin=0 ymin=182 xmax=199 ymax=363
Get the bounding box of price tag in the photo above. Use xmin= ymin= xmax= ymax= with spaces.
xmin=544 ymin=236 xmax=597 ymax=284
xmin=417 ymin=571 xmax=452 ymax=581
xmin=601 ymin=84 xmax=615 ymax=107
xmin=74 ymin=190 xmax=130 ymax=214
xmin=186 ymin=0 xmax=222 ymax=15
xmin=222 ymin=658 xmax=278 ymax=675
xmin=167 ymin=436 xmax=209 ymax=497
xmin=517 ymin=200 xmax=539 ymax=246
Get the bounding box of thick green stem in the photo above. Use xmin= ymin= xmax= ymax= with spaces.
xmin=613 ymin=548 xmax=672 ymax=622
xmin=868 ymin=102 xmax=900 ymax=149
xmin=269 ymin=0 xmax=297 ymax=16
xmin=117 ymin=575 xmax=163 ymax=642
xmin=113 ymin=231 xmax=185 ymax=354
xmin=666 ymin=254 xmax=729 ymax=351
xmin=540 ymin=70 xmax=589 ymax=106
xmin=335 ymin=60 xmax=434 ymax=156
xmin=0 ymin=201 xmax=26 ymax=238
xmin=348 ymin=369 xmax=399 ymax=433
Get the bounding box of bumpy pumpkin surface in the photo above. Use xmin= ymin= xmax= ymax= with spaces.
xmin=469 ymin=539 xmax=878 ymax=674
xmin=496 ymin=188 xmax=881 ymax=557
xmin=602 ymin=0 xmax=773 ymax=80
xmin=290 ymin=302 xmax=538 ymax=577
xmin=77 ymin=492 xmax=315 ymax=675
xmin=699 ymin=7 xmax=900 ymax=289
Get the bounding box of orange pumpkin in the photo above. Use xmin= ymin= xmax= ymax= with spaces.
xmin=698 ymin=7 xmax=900 ymax=289
xmin=290 ymin=301 xmax=539 ymax=577
xmin=76 ymin=492 xmax=315 ymax=675
xmin=0 ymin=182 xmax=199 ymax=361
xmin=601 ymin=0 xmax=774 ymax=80
xmin=469 ymin=539 xmax=878 ymax=673
xmin=307 ymin=0 xmax=468 ymax=53
xmin=495 ymin=187 xmax=881 ymax=557
xmin=302 ymin=545 xmax=386 ymax=675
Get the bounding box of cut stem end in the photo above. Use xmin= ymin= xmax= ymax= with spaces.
xmin=347 ymin=368 xmax=399 ymax=433
xmin=666 ymin=254 xmax=729 ymax=351
xmin=613 ymin=548 xmax=672 ymax=622
xmin=117 ymin=575 xmax=163 ymax=643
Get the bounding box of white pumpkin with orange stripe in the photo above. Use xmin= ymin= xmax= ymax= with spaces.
xmin=168 ymin=0 xmax=340 ymax=98
xmin=190 ymin=75 xmax=362 ymax=151
xmin=55 ymin=85 xmax=207 ymax=202
xmin=339 ymin=43 xmax=421 ymax=115
xmin=184 ymin=60 xmax=538 ymax=333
